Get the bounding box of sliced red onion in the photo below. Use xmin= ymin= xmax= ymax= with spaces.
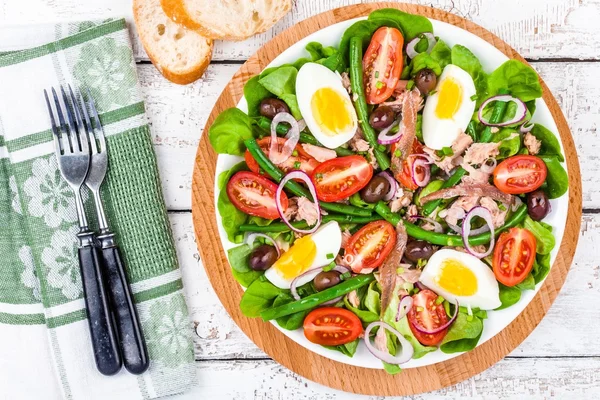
xmin=462 ymin=206 xmax=495 ymax=258
xmin=412 ymin=300 xmax=459 ymax=334
xmin=480 ymin=157 xmax=497 ymax=174
xmin=270 ymin=112 xmax=300 ymax=164
xmin=333 ymin=265 xmax=350 ymax=274
xmin=411 ymin=158 xmax=431 ymax=187
xmin=377 ymin=118 xmax=402 ymax=145
xmin=396 ymin=296 xmax=413 ymax=322
xmin=511 ymin=196 xmax=523 ymax=212
xmin=276 ymin=171 xmax=321 ymax=234
xmin=410 ymin=153 xmax=436 ymax=165
xmin=406 ymin=33 xmax=437 ymax=59
xmin=520 ymin=120 xmax=534 ymax=133
xmin=290 ymin=267 xmax=323 ymax=300
xmin=364 ymin=321 xmax=414 ymax=365
xmin=413 ymin=217 xmax=443 ymax=233
xmin=296 ymin=118 xmax=307 ymax=132
xmin=321 ymin=296 xmax=344 ymax=306
xmin=244 ymin=233 xmax=280 ymax=257
xmin=377 ymin=171 xmax=398 ymax=201
xmin=414 ymin=282 xmax=430 ymax=291
xmin=478 ymin=95 xmax=527 ymax=127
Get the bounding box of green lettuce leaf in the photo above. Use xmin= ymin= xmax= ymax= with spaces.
xmin=209 ymin=108 xmax=255 ymax=155
xmin=368 ymin=8 xmax=433 ymax=41
xmin=440 ymin=310 xmax=484 ymax=353
xmin=410 ymin=52 xmax=442 ymax=76
xmin=533 ymin=253 xmax=551 ymax=284
xmin=217 ymin=162 xmax=249 ymax=243
xmin=323 ymin=339 xmax=360 ymax=358
xmin=240 ymin=279 xmax=286 ymax=317
xmin=451 ymin=44 xmax=487 ymax=104
xmin=487 ymin=60 xmax=542 ymax=102
xmin=227 ymin=244 xmax=263 ymax=288
xmin=244 ymin=75 xmax=272 ymax=117
xmin=523 ymin=215 xmax=556 ymax=255
xmin=496 ymin=284 xmax=521 ymax=310
xmin=429 ymin=39 xmax=452 ymax=69
xmin=539 ymin=155 xmax=568 ymax=199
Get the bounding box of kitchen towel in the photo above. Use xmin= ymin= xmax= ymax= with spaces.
xmin=0 ymin=18 xmax=196 ymax=399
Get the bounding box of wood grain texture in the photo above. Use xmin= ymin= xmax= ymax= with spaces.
xmin=190 ymin=3 xmax=582 ymax=396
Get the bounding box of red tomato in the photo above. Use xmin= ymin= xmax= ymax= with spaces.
xmin=363 ymin=27 xmax=405 ymax=104
xmin=303 ymin=307 xmax=363 ymax=346
xmin=344 ymin=220 xmax=397 ymax=273
xmin=493 ymin=228 xmax=537 ymax=287
xmin=407 ymin=289 xmax=449 ymax=346
xmin=244 ymin=137 xmax=320 ymax=176
xmin=226 ymin=171 xmax=287 ymax=219
xmin=310 ymin=155 xmax=373 ymax=202
xmin=391 ymin=140 xmax=425 ymax=191
xmin=493 ymin=155 xmax=547 ymax=194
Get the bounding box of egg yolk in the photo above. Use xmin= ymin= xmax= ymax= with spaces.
xmin=435 ymin=77 xmax=463 ymax=119
xmin=272 ymin=235 xmax=317 ymax=280
xmin=436 ymin=258 xmax=478 ymax=296
xmin=311 ymin=87 xmax=352 ymax=136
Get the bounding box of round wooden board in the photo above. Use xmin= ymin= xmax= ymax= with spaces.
xmin=191 ymin=3 xmax=582 ymax=396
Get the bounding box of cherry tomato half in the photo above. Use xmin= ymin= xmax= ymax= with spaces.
xmin=392 ymin=140 xmax=425 ymax=191
xmin=344 ymin=220 xmax=397 ymax=273
xmin=407 ymin=289 xmax=449 ymax=346
xmin=226 ymin=171 xmax=288 ymax=219
xmin=493 ymin=228 xmax=537 ymax=287
xmin=363 ymin=27 xmax=405 ymax=104
xmin=303 ymin=307 xmax=363 ymax=346
xmin=493 ymin=155 xmax=547 ymax=194
xmin=311 ymin=155 xmax=373 ymax=202
xmin=244 ymin=137 xmax=320 ymax=176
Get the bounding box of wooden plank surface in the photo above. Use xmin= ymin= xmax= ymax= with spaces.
xmin=1 ymin=0 xmax=596 ymax=398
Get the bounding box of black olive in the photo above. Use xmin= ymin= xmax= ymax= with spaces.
xmin=404 ymin=240 xmax=434 ymax=263
xmin=360 ymin=175 xmax=392 ymax=203
xmin=248 ymin=244 xmax=279 ymax=271
xmin=527 ymin=190 xmax=550 ymax=221
xmin=259 ymin=98 xmax=290 ymax=119
xmin=369 ymin=106 xmax=396 ymax=131
xmin=313 ymin=271 xmax=342 ymax=292
xmin=414 ymin=68 xmax=437 ymax=95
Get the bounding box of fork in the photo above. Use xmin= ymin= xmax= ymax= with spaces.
xmin=44 ymin=86 xmax=122 ymax=376
xmin=77 ymin=88 xmax=149 ymax=375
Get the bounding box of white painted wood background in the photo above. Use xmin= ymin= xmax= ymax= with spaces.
xmin=2 ymin=0 xmax=599 ymax=398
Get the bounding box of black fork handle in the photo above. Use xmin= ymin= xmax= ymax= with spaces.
xmin=99 ymin=232 xmax=149 ymax=375
xmin=77 ymin=231 xmax=122 ymax=375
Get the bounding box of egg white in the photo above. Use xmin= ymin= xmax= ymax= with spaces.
xmin=422 ymin=64 xmax=477 ymax=150
xmin=264 ymin=221 xmax=342 ymax=289
xmin=295 ymin=63 xmax=358 ymax=149
xmin=419 ymin=249 xmax=501 ymax=310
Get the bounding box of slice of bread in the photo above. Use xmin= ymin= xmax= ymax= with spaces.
xmin=161 ymin=0 xmax=292 ymax=41
xmin=133 ymin=0 xmax=213 ymax=85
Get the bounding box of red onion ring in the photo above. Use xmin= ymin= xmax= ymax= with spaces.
xmin=364 ymin=321 xmax=414 ymax=365
xmin=377 ymin=117 xmax=402 ymax=145
xmin=479 ymin=95 xmax=527 ymax=127
xmin=296 ymin=118 xmax=307 ymax=132
xmin=244 ymin=233 xmax=280 ymax=257
xmin=270 ymin=112 xmax=300 ymax=164
xmin=276 ymin=171 xmax=321 ymax=234
xmin=413 ymin=216 xmax=443 ymax=233
xmin=414 ymin=282 xmax=430 ymax=291
xmin=462 ymin=206 xmax=495 ymax=258
xmin=511 ymin=196 xmax=523 ymax=212
xmin=520 ymin=120 xmax=534 ymax=133
xmin=412 ymin=300 xmax=459 ymax=334
xmin=406 ymin=33 xmax=437 ymax=59
xmin=376 ymin=171 xmax=398 ymax=201
xmin=448 ymin=221 xmax=490 ymax=236
xmin=479 ymin=157 xmax=497 ymax=174
xmin=410 ymin=153 xmax=436 ymax=165
xmin=396 ymin=296 xmax=413 ymax=322
xmin=411 ymin=158 xmax=431 ymax=187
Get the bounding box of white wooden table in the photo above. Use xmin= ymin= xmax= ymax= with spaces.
xmin=2 ymin=0 xmax=599 ymax=398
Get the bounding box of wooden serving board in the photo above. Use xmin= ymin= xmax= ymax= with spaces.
xmin=191 ymin=3 xmax=582 ymax=396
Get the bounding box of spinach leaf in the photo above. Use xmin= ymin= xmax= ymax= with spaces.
xmin=539 ymin=155 xmax=568 ymax=199
xmin=209 ymin=108 xmax=255 ymax=155
xmin=323 ymin=339 xmax=360 ymax=358
xmin=240 ymin=279 xmax=285 ymax=317
xmin=364 ymin=281 xmax=381 ymax=315
xmin=451 ymin=45 xmax=487 ymax=104
xmin=491 ymin=128 xmax=521 ymax=159
xmin=343 ymin=296 xmax=379 ymax=325
xmin=523 ymin=215 xmax=556 ymax=255
xmin=217 ymin=162 xmax=249 ymax=243
xmin=440 ymin=310 xmax=484 ymax=353
xmin=227 ymin=244 xmax=263 ymax=288
xmin=487 ymin=60 xmax=542 ymax=102
xmin=530 ymin=124 xmax=564 ymax=162
xmin=515 ymin=273 xmax=536 ymax=291
xmin=244 ymin=75 xmax=272 ymax=117
xmin=273 ymin=292 xmax=308 ymax=330
xmin=429 ymin=39 xmax=452 ymax=69
xmin=533 ymin=253 xmax=551 ymax=284
xmin=410 ymin=52 xmax=442 ymax=76
xmin=368 ymin=8 xmax=433 ymax=41
xmin=495 ymin=283 xmax=522 ymax=310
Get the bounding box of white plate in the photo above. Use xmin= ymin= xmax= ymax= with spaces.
xmin=213 ymin=17 xmax=568 ymax=369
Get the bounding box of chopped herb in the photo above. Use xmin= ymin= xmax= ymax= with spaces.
xmin=498 ymin=203 xmax=507 ymax=211
xmin=412 ymin=288 xmax=420 ymax=295
xmin=441 ymin=146 xmax=454 ymax=156
xmin=292 ymin=150 xmax=298 ymax=157
xmin=375 ymin=71 xmax=380 ymax=78
xmin=435 ymin=295 xmax=444 ymax=305
xmin=376 ymin=81 xmax=383 ymax=89
xmin=416 ymin=306 xmax=424 ymax=312
xmin=293 ymin=161 xmax=301 ymax=169
xmin=326 ymin=253 xmax=334 ymax=260
xmin=323 ymin=261 xmax=336 ymax=272
xmin=470 ymin=94 xmax=478 ymax=101
xmin=340 ymin=271 xmax=352 ymax=280
xmin=396 ymin=267 xmax=405 ymax=274
xmin=417 ymin=258 xmax=427 ymax=268
xmin=406 ymin=80 xmax=415 ymax=90
xmin=429 ymin=90 xmax=437 ymax=96
xmin=394 ymin=149 xmax=402 ymax=158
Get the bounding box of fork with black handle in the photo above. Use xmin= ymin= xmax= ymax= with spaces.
xmin=44 ymin=86 xmax=122 ymax=376
xmin=76 ymin=87 xmax=149 ymax=375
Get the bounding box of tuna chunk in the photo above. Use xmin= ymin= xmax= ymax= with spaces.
xmin=461 ymin=162 xmax=491 ymax=185
xmin=463 ymin=142 xmax=500 ymax=165
xmin=423 ymin=132 xmax=473 ymax=174
xmin=301 ymin=144 xmax=336 ymax=162
xmin=480 ymin=196 xmax=508 ymax=228
xmin=524 ymin=132 xmax=542 ymax=155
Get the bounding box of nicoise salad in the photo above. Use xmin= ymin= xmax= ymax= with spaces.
xmin=209 ymin=8 xmax=568 ymax=374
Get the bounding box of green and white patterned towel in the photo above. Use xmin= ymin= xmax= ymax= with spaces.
xmin=0 ymin=19 xmax=196 ymax=399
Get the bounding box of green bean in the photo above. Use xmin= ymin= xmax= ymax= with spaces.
xmin=375 ymin=201 xmax=528 ymax=247
xmin=349 ymin=37 xmax=391 ymax=170
xmin=256 ymin=117 xmax=354 ymax=157
xmin=421 ymin=168 xmax=467 ymax=216
xmin=260 ymin=274 xmax=375 ymax=321
xmin=239 ymin=214 xmax=382 ymax=233
xmin=479 ymin=88 xmax=510 ymax=143
xmin=244 ymin=139 xmax=373 ymax=217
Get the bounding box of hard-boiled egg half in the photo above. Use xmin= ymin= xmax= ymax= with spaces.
xmin=422 ymin=64 xmax=477 ymax=150
xmin=265 ymin=221 xmax=342 ymax=289
xmin=419 ymin=249 xmax=501 ymax=310
xmin=296 ymin=63 xmax=358 ymax=149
